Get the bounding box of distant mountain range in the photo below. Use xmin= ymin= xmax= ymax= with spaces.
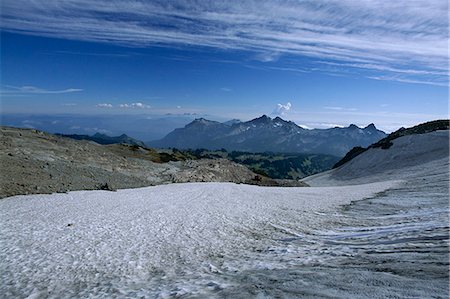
xmin=0 ymin=113 xmax=196 ymax=141
xmin=149 ymin=115 xmax=387 ymax=156
xmin=57 ymin=133 xmax=146 ymax=147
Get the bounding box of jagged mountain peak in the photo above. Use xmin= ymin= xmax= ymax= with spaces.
xmin=273 ymin=116 xmax=288 ymax=124
xmin=273 ymin=116 xmax=296 ymax=124
xmin=193 ymin=117 xmax=209 ymax=123
xmin=247 ymin=115 xmax=298 ymax=127
xmin=364 ymin=123 xmax=377 ymax=130
xmin=250 ymin=114 xmax=271 ymax=123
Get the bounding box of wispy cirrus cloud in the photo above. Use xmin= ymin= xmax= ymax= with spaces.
xmin=367 ymin=75 xmax=448 ymax=87
xmin=53 ymin=50 xmax=132 ymax=58
xmin=1 ymin=85 xmax=83 ymax=94
xmin=317 ymin=61 xmax=448 ymax=86
xmin=1 ymin=1 xmax=447 ymax=85
xmin=254 ymin=52 xmax=282 ymax=63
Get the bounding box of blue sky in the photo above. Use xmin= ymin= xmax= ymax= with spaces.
xmin=1 ymin=0 xmax=448 ymax=132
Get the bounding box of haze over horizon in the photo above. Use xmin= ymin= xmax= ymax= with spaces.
xmin=1 ymin=0 xmax=448 ymax=133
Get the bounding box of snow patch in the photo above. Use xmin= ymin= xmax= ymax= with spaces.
xmin=0 ymin=181 xmax=397 ymax=297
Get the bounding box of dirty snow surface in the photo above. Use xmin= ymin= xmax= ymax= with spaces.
xmin=1 ymin=181 xmax=399 ymax=298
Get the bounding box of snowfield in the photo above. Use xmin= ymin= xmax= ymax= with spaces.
xmin=0 ymin=181 xmax=397 ymax=298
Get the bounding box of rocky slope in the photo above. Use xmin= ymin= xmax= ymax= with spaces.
xmin=150 ymin=115 xmax=386 ymax=156
xmin=0 ymin=127 xmax=305 ymax=198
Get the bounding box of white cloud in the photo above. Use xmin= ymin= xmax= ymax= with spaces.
xmin=96 ymin=103 xmax=113 ymax=108
xmin=1 ymin=85 xmax=83 ymax=94
xmin=119 ymin=102 xmax=151 ymax=109
xmin=0 ymin=1 xmax=446 ymax=85
xmin=220 ymin=87 xmax=232 ymax=92
xmin=273 ymin=102 xmax=292 ymax=116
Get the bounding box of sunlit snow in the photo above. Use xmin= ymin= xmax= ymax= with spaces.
xmin=0 ymin=181 xmax=396 ymax=298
